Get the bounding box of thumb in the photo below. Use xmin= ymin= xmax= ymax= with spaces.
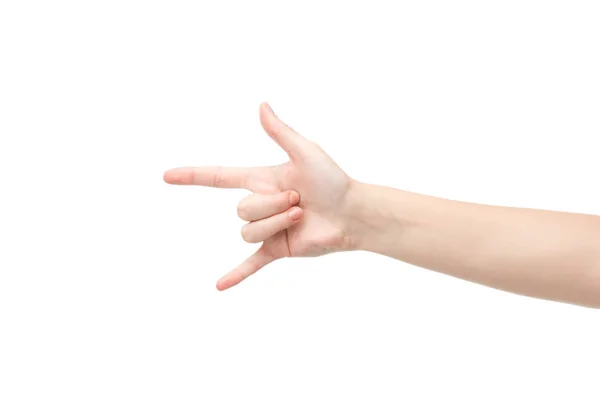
xmin=260 ymin=102 xmax=311 ymax=159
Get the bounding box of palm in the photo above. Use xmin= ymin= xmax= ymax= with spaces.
xmin=164 ymin=103 xmax=353 ymax=290
xmin=257 ymin=151 xmax=352 ymax=259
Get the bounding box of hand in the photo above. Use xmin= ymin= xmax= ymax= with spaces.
xmin=163 ymin=103 xmax=357 ymax=290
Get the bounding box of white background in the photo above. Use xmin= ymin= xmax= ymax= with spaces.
xmin=1 ymin=1 xmax=599 ymax=399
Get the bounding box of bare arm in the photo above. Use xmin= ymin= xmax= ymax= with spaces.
xmin=164 ymin=103 xmax=600 ymax=308
xmin=344 ymin=182 xmax=600 ymax=308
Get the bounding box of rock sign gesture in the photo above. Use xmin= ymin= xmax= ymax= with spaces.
xmin=164 ymin=103 xmax=356 ymax=291
xmin=163 ymin=103 xmax=600 ymax=308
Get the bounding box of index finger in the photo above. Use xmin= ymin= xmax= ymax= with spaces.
xmin=163 ymin=166 xmax=254 ymax=189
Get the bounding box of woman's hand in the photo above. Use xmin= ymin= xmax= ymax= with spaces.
xmin=163 ymin=103 xmax=357 ymax=290
xmin=164 ymin=102 xmax=600 ymax=307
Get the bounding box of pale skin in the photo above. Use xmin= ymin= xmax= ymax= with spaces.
xmin=164 ymin=103 xmax=600 ymax=308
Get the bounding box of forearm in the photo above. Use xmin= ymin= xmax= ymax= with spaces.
xmin=345 ymin=181 xmax=600 ymax=308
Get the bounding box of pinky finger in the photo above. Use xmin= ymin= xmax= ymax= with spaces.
xmin=216 ymin=246 xmax=276 ymax=291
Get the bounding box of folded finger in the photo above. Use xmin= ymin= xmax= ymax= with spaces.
xmin=237 ymin=190 xmax=300 ymax=221
xmin=241 ymin=206 xmax=303 ymax=243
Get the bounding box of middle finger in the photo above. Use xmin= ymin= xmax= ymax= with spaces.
xmin=237 ymin=190 xmax=300 ymax=221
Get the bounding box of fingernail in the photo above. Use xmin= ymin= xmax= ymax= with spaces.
xmin=216 ymin=278 xmax=230 ymax=291
xmin=265 ymin=102 xmax=275 ymax=115
xmin=288 ymin=207 xmax=302 ymax=220
xmin=288 ymin=190 xmax=300 ymax=205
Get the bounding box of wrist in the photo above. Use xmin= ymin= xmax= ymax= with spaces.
xmin=338 ymin=179 xmax=364 ymax=251
xmin=341 ymin=180 xmax=406 ymax=253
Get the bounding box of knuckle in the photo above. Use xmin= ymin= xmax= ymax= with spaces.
xmin=212 ymin=173 xmax=223 ymax=188
xmin=237 ymin=202 xmax=249 ymax=220
xmin=237 ymin=194 xmax=254 ymax=220
xmin=240 ymin=226 xmax=255 ymax=243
